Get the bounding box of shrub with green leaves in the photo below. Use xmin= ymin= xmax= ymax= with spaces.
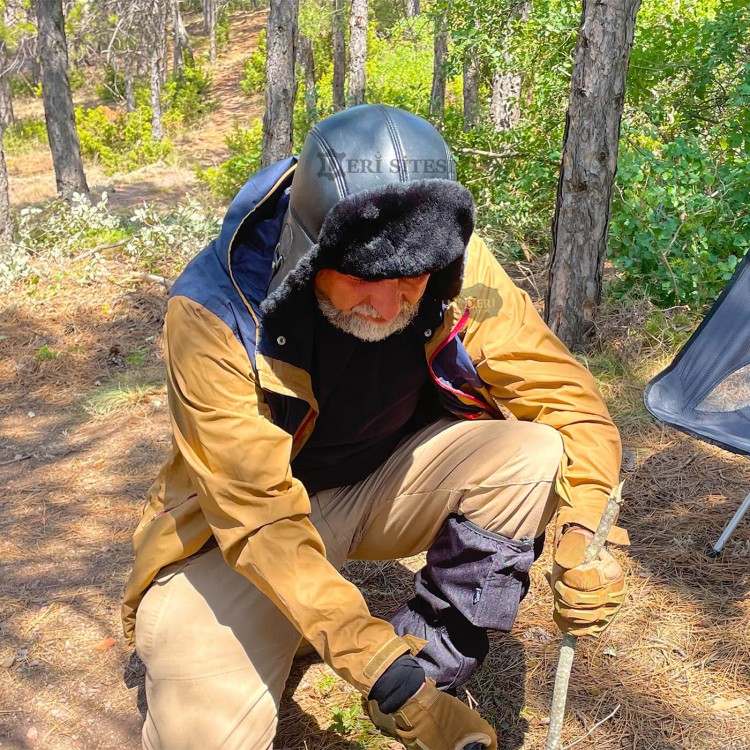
xmin=0 ymin=193 xmax=126 ymax=291
xmin=241 ymin=30 xmax=266 ymax=96
xmin=164 ymin=58 xmax=216 ymax=126
xmin=125 ymin=198 xmax=222 ymax=272
xmin=196 ymin=118 xmax=263 ymax=200
xmin=609 ymin=133 xmax=750 ymax=307
xmin=3 ymin=118 xmax=48 ymax=154
xmin=76 ymin=105 xmax=173 ymax=174
xmin=8 ymin=73 xmax=41 ymax=99
xmin=0 ymin=193 xmax=221 ymax=292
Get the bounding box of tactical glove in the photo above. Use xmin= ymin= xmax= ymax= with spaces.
xmin=549 ymin=526 xmax=626 ymax=637
xmin=367 ymin=678 xmax=497 ymax=750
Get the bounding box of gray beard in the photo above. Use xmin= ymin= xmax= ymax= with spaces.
xmin=315 ymin=289 xmax=421 ymax=342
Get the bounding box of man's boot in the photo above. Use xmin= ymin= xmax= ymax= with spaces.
xmin=390 ymin=514 xmax=540 ymax=691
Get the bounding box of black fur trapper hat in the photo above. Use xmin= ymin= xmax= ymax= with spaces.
xmin=261 ymin=104 xmax=475 ymax=320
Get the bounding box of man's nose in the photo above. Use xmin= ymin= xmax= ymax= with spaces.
xmin=368 ymin=280 xmax=403 ymax=322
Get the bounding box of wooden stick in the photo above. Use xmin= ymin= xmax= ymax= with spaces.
xmin=544 ymin=483 xmax=624 ymax=750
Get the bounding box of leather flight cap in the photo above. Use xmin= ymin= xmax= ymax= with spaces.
xmin=262 ymin=104 xmax=476 ymax=318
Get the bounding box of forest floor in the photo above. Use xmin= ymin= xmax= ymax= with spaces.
xmin=2 ymin=8 xmax=750 ymax=750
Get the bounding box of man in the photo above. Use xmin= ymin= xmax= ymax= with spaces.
xmin=122 ymin=104 xmax=628 ymax=750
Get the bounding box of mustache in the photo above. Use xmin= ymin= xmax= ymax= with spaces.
xmin=315 ymin=291 xmax=421 ymax=342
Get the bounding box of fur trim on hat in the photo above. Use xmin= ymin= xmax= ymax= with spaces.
xmin=261 ymin=179 xmax=475 ymax=319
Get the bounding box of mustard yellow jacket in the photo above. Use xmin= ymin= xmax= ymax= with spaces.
xmin=122 ymin=158 xmax=627 ymax=696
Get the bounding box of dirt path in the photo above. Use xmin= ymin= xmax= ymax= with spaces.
xmin=7 ymin=8 xmax=266 ymax=212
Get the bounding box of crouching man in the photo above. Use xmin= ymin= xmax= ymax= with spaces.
xmin=122 ymin=104 xmax=628 ymax=750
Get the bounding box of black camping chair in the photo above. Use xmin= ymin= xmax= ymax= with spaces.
xmin=644 ymin=251 xmax=750 ymax=557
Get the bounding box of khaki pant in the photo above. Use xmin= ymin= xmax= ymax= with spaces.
xmin=136 ymin=417 xmax=563 ymax=749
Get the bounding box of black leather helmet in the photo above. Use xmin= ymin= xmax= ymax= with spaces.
xmin=263 ymin=104 xmax=475 ymax=315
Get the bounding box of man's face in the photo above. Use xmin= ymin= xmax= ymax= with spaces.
xmin=314 ymin=270 xmax=430 ymax=342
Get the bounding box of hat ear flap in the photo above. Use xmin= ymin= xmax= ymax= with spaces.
xmin=427 ymin=255 xmax=466 ymax=303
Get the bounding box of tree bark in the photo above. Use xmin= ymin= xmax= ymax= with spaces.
xmin=429 ymin=6 xmax=448 ymax=122
xmin=331 ymin=0 xmax=345 ymax=111
xmin=205 ymin=0 xmax=218 ymax=64
xmin=347 ymin=0 xmax=367 ymax=106
xmin=0 ymin=135 xmax=12 ymax=248
xmin=490 ymin=69 xmax=521 ymax=131
xmin=406 ymin=0 xmax=420 ymax=17
xmin=124 ymin=52 xmax=136 ymax=112
xmin=545 ymin=0 xmax=642 ymax=351
xmin=146 ymin=0 xmax=168 ymax=141
xmin=172 ymin=0 xmax=192 ymax=74
xmin=0 ymin=39 xmax=15 ymax=130
xmin=298 ymin=32 xmax=317 ymax=122
xmin=261 ymin=0 xmax=297 ymax=168
xmin=489 ymin=2 xmax=529 ymax=132
xmin=37 ymin=0 xmax=88 ymax=199
xmin=462 ymin=52 xmax=479 ymax=131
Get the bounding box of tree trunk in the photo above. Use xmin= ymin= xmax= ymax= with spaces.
xmin=0 ymin=40 xmax=15 ymax=130
xmin=490 ymin=69 xmax=521 ymax=131
xmin=489 ymin=2 xmax=529 ymax=132
xmin=147 ymin=0 xmax=168 ymax=141
xmin=172 ymin=0 xmax=192 ymax=74
xmin=462 ymin=52 xmax=479 ymax=131
xmin=331 ymin=0 xmax=345 ymax=111
xmin=406 ymin=0 xmax=420 ymax=17
xmin=347 ymin=0 xmax=367 ymax=106
xmin=261 ymin=0 xmax=297 ymax=168
xmin=124 ymin=53 xmax=136 ymax=112
xmin=205 ymin=0 xmax=218 ymax=64
xmin=545 ymin=0 xmax=642 ymax=351
xmin=37 ymin=0 xmax=88 ymax=199
xmin=298 ymin=33 xmax=317 ymax=122
xmin=0 ymin=135 xmax=12 ymax=248
xmin=429 ymin=6 xmax=448 ymax=122
xmin=31 ymin=32 xmax=41 ymax=87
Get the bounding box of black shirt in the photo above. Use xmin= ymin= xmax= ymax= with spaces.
xmin=291 ymin=302 xmax=441 ymax=494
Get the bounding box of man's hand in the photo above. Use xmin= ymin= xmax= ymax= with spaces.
xmin=549 ymin=526 xmax=626 ymax=637
xmin=368 ymin=678 xmax=497 ymax=750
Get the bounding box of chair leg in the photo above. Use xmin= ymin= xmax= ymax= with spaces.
xmin=709 ymin=490 xmax=750 ymax=557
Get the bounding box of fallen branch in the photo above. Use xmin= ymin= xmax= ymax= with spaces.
xmin=0 ymin=454 xmax=32 ymax=467
xmin=123 ymin=272 xmax=175 ymax=291
xmin=456 ymin=147 xmax=520 ymax=160
xmin=563 ymin=704 xmax=620 ymax=749
xmin=72 ymin=239 xmax=128 ymax=263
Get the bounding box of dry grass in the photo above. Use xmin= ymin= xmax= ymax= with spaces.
xmin=3 ymin=262 xmax=750 ymax=750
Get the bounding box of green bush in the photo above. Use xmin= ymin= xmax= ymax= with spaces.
xmin=609 ymin=132 xmax=750 ymax=307
xmin=216 ymin=7 xmax=231 ymax=52
xmin=68 ymin=65 xmax=86 ymax=92
xmin=196 ymin=118 xmax=263 ymax=199
xmin=164 ymin=58 xmax=216 ymax=126
xmin=97 ymin=64 xmax=127 ymax=104
xmin=0 ymin=193 xmax=126 ymax=292
xmin=0 ymin=193 xmax=222 ymax=292
xmin=9 ymin=74 xmax=41 ymax=99
xmin=3 ymin=118 xmax=48 ymax=154
xmin=241 ymin=30 xmax=266 ymax=95
xmin=125 ymin=198 xmax=222 ymax=272
xmin=76 ymin=105 xmax=173 ymax=174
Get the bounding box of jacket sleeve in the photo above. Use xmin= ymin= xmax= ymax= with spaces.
xmin=461 ymin=235 xmax=629 ymax=544
xmin=163 ymin=295 xmax=413 ymax=694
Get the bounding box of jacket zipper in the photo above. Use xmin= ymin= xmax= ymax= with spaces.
xmin=147 ymin=493 xmax=198 ymax=524
xmin=428 ymin=305 xmax=491 ymax=415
